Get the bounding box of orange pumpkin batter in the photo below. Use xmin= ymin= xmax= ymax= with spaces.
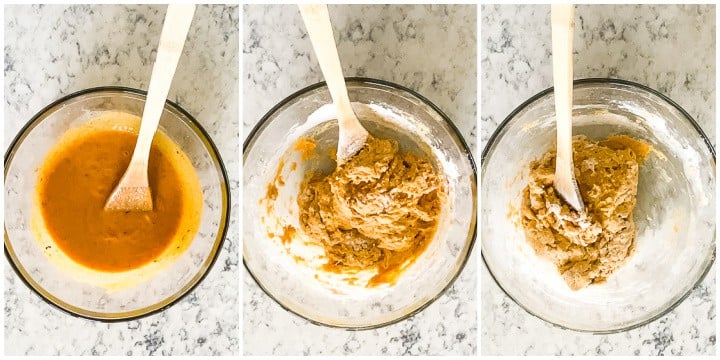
xmin=36 ymin=115 xmax=196 ymax=273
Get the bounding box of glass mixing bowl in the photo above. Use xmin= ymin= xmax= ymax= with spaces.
xmin=482 ymin=78 xmax=715 ymax=333
xmin=243 ymin=78 xmax=476 ymax=329
xmin=4 ymin=87 xmax=230 ymax=320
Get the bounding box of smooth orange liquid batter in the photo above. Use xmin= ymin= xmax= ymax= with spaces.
xmin=37 ymin=130 xmax=184 ymax=272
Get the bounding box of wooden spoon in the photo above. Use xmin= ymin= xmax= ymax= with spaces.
xmin=299 ymin=4 xmax=369 ymax=164
xmin=105 ymin=4 xmax=196 ymax=212
xmin=551 ymin=4 xmax=585 ymax=212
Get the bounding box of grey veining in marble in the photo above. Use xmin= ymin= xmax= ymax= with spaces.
xmin=481 ymin=4 xmax=715 ymax=356
xmin=4 ymin=4 xmax=239 ymax=355
xmin=243 ymin=4 xmax=476 ymax=356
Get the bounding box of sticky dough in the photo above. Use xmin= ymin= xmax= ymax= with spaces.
xmin=521 ymin=135 xmax=650 ymax=290
xmin=298 ymin=137 xmax=442 ymax=270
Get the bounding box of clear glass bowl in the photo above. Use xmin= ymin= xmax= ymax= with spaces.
xmin=243 ymin=78 xmax=476 ymax=329
xmin=482 ymin=78 xmax=715 ymax=333
xmin=4 ymin=87 xmax=230 ymax=320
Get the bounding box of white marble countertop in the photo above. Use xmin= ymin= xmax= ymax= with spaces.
xmin=4 ymin=4 xmax=239 ymax=355
xmin=481 ymin=4 xmax=716 ymax=356
xmin=243 ymin=4 xmax=476 ymax=356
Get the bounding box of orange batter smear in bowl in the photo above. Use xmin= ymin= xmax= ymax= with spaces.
xmin=293 ymin=137 xmax=317 ymax=160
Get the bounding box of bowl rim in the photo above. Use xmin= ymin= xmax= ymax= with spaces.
xmin=481 ymin=77 xmax=716 ymax=334
xmin=4 ymin=86 xmax=231 ymax=322
xmin=243 ymin=76 xmax=477 ymax=330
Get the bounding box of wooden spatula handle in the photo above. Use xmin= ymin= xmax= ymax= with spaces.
xmin=298 ymin=4 xmax=356 ymax=128
xmin=131 ymin=4 xmax=196 ymax=167
xmin=552 ymin=4 xmax=575 ymax=173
